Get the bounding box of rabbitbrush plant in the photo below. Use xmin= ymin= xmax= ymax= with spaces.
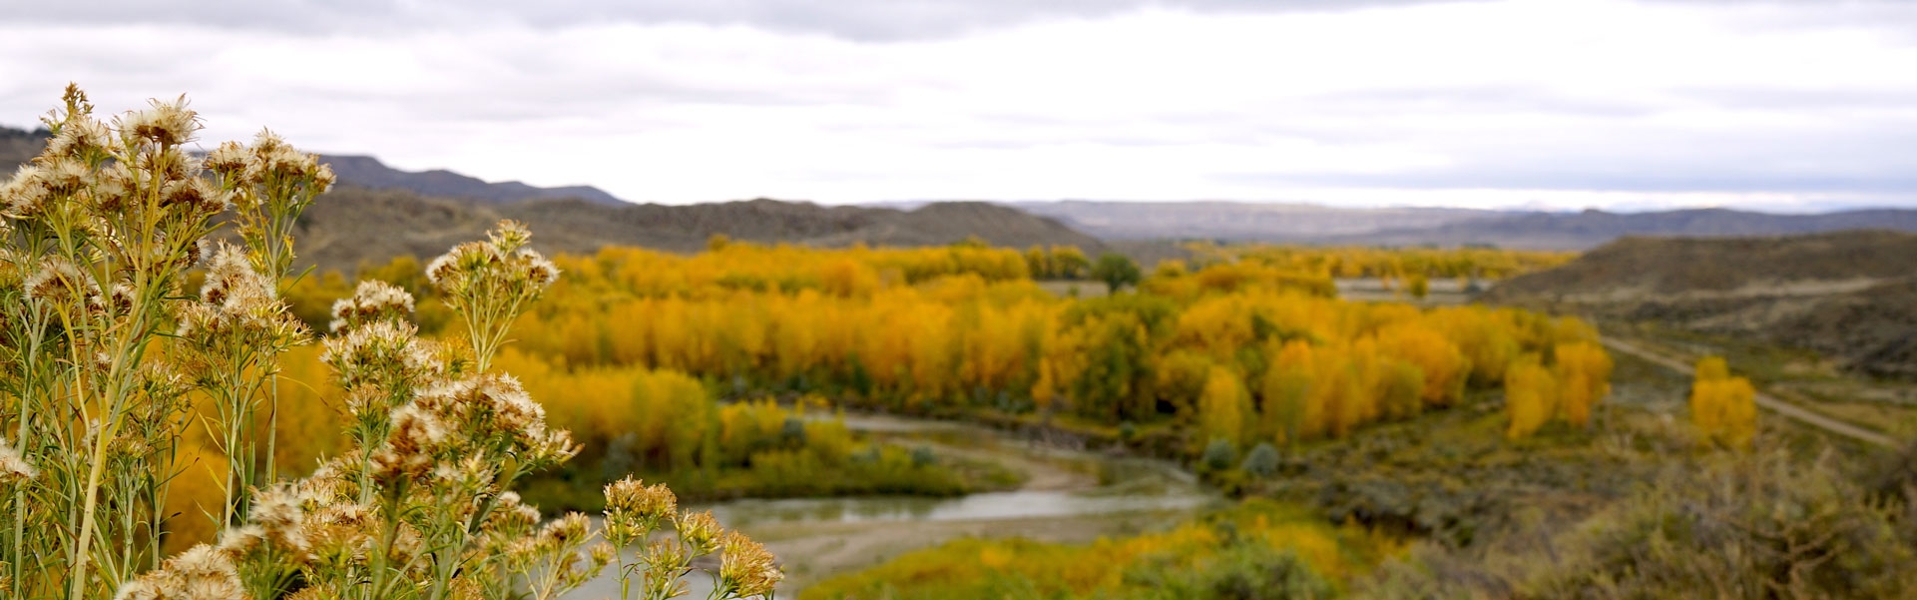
xmin=0 ymin=86 xmax=781 ymax=599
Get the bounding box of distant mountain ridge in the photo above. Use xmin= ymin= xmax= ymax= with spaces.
xmin=8 ymin=126 xmax=1917 ymax=255
xmin=1337 ymin=207 xmax=1917 ymax=249
xmin=0 ymin=128 xmax=1100 ymax=270
xmin=1006 ymin=200 xmax=1506 ymax=241
xmin=1 ymin=127 xmax=624 ymax=206
xmin=318 ymin=154 xmax=625 ymax=206
xmin=1009 ymin=200 xmax=1917 ymax=249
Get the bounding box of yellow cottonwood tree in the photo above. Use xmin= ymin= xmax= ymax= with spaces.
xmin=1690 ymin=356 xmax=1757 ymax=450
xmin=1553 ymin=342 xmax=1613 ymax=428
xmin=1197 ymin=365 xmax=1251 ymax=449
xmin=1504 ymin=356 xmax=1558 ymax=440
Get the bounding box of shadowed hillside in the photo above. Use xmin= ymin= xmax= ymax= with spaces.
xmin=1487 ymin=230 xmax=1917 ymax=379
xmin=1 ymin=125 xmax=47 ymax=172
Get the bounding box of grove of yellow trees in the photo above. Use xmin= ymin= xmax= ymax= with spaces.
xmin=278 ymin=240 xmax=1612 ymax=464
xmin=1188 ymin=242 xmax=1578 ymax=281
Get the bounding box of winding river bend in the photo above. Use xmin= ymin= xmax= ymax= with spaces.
xmin=568 ymin=414 xmax=1222 ymax=598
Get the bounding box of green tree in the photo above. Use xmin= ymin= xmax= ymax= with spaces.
xmin=1092 ymin=252 xmax=1143 ymax=293
xmin=1407 ymin=272 xmax=1430 ymax=299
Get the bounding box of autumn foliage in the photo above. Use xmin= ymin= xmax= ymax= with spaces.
xmin=1187 ymin=242 xmax=1577 ymax=281
xmin=281 ymin=241 xmax=1612 ymax=465
xmin=1690 ymin=356 xmax=1758 ymax=450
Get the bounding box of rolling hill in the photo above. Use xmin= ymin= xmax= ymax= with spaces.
xmin=1486 ymin=230 xmax=1917 ymax=379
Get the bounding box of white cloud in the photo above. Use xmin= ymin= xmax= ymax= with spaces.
xmin=3 ymin=0 xmax=1915 ymax=210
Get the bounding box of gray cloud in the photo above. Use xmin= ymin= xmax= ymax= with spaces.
xmin=6 ymin=0 xmax=1915 ymax=209
xmin=17 ymin=0 xmax=1913 ymax=41
xmin=1304 ymin=86 xmax=1665 ymax=119
xmin=1674 ymin=87 xmax=1917 ymax=112
xmin=4 ymin=0 xmax=1484 ymax=40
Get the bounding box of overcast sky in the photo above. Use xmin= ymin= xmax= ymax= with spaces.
xmin=4 ymin=0 xmax=1915 ymax=211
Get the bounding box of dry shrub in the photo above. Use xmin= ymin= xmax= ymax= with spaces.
xmin=1356 ymin=450 xmax=1917 ymax=600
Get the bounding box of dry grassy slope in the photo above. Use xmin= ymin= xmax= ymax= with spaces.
xmin=1767 ymin=278 xmax=1917 ymax=380
xmin=1486 ymin=230 xmax=1917 ymax=379
xmin=296 ymin=187 xmax=1106 ymax=271
xmin=1486 ymin=230 xmax=1917 ymax=296
xmin=294 ymin=186 xmax=509 ymax=270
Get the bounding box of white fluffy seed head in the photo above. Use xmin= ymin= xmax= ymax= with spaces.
xmin=329 ymin=279 xmax=415 ymax=333
xmin=0 ymin=437 xmax=38 ymax=484
xmin=116 ymin=95 xmax=200 ymax=147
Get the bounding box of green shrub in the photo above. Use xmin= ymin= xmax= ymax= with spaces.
xmin=1203 ymin=438 xmax=1238 ymax=473
xmin=1241 ymin=443 xmax=1280 ymax=479
xmin=911 ymin=445 xmax=938 ymax=468
xmin=1122 ymin=542 xmax=1334 ymax=600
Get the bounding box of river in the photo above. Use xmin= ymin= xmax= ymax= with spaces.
xmin=566 ymin=414 xmax=1221 ymax=598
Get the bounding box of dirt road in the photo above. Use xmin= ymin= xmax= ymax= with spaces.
xmin=1600 ymin=338 xmax=1899 ymax=448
